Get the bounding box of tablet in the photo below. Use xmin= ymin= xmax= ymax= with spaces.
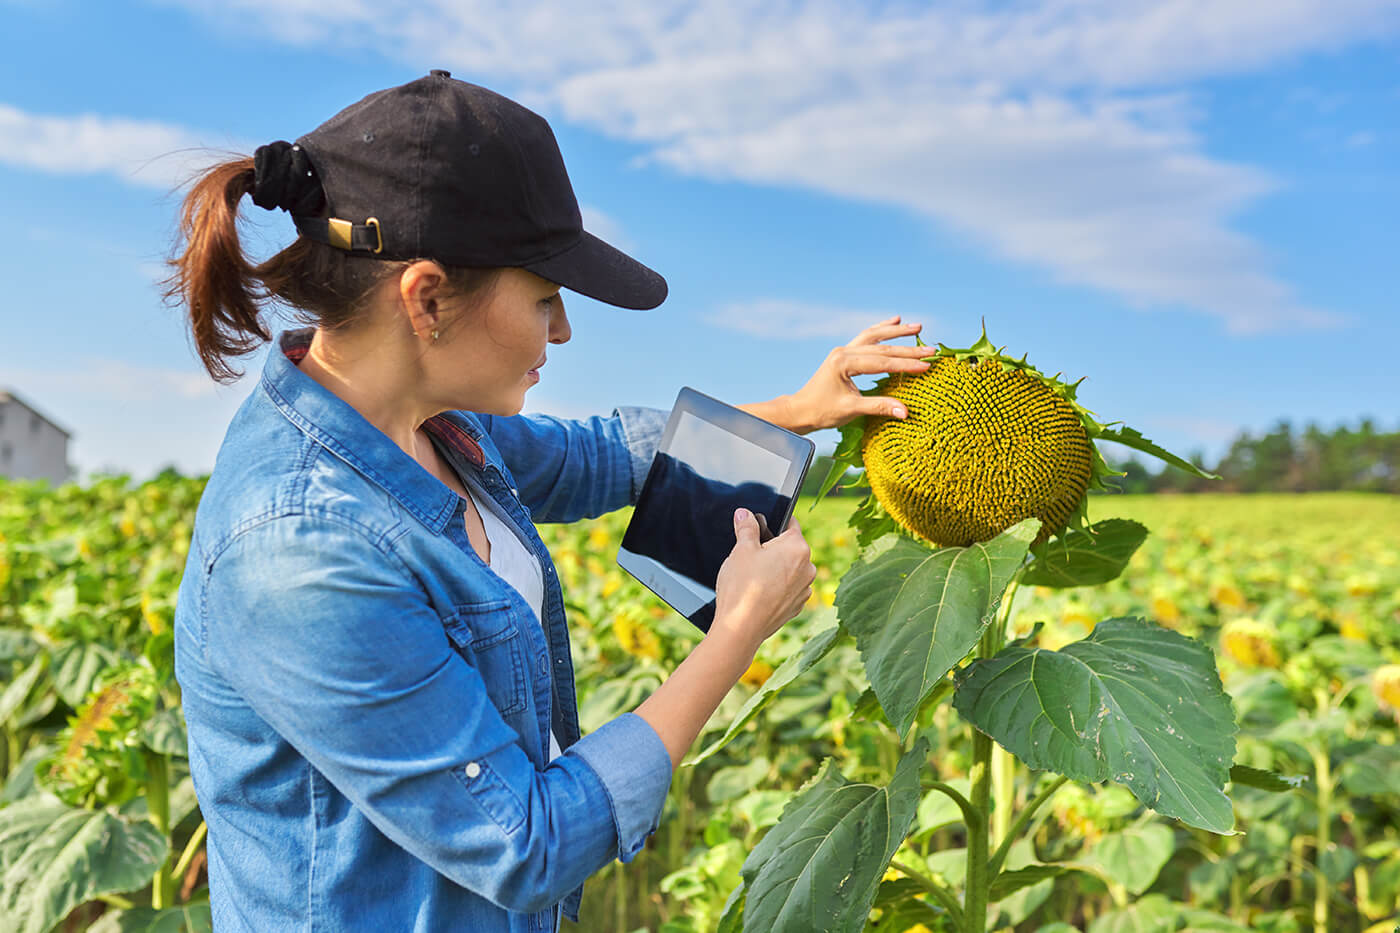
xmin=618 ymin=387 xmax=816 ymax=633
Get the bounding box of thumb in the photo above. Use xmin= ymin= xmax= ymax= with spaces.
xmin=733 ymin=507 xmax=760 ymax=546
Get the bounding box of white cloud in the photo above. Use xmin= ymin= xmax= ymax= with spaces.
xmin=61 ymin=1 xmax=1400 ymax=329
xmin=2 ymin=359 xmax=224 ymax=403
xmin=0 ymin=104 xmax=234 ymax=189
xmin=705 ymin=299 xmax=904 ymax=339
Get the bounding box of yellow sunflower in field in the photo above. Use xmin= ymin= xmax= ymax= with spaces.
xmin=817 ymin=326 xmax=1213 ymax=548
xmin=1372 ymin=664 xmax=1400 ymax=718
xmin=1220 ymin=617 xmax=1281 ymax=669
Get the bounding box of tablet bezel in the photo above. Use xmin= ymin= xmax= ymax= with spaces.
xmin=617 ymin=386 xmax=816 ymax=632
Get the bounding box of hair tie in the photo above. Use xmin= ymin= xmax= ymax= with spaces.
xmin=252 ymin=141 xmax=326 ymax=216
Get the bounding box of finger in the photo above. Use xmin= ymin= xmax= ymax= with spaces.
xmin=857 ymin=396 xmax=912 ymax=420
xmin=838 ymin=352 xmax=933 ymax=377
xmin=733 ymin=507 xmax=760 ymax=547
xmin=848 ymin=320 xmax=924 ymax=347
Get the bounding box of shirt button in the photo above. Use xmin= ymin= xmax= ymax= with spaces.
xmin=465 ymin=761 xmax=481 ymax=778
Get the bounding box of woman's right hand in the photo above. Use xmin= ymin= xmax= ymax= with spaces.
xmin=710 ymin=508 xmax=816 ymax=657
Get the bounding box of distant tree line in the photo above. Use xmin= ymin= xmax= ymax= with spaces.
xmin=801 ymin=419 xmax=1399 ymax=497
xmin=1108 ymin=419 xmax=1400 ymax=494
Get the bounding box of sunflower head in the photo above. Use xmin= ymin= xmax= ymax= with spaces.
xmin=1220 ymin=617 xmax=1281 ymax=669
xmin=858 ymin=328 xmax=1111 ymax=546
xmin=1372 ymin=664 xmax=1400 ymax=717
xmin=816 ymin=326 xmax=1214 ymax=550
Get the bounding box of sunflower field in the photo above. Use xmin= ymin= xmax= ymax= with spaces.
xmin=1 ymin=469 xmax=1397 ymax=931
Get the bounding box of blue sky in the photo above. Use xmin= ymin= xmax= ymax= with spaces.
xmin=2 ymin=0 xmax=1397 ymax=480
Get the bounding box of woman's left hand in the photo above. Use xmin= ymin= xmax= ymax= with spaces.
xmin=755 ymin=317 xmax=933 ymax=434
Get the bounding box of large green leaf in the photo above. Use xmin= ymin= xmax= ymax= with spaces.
xmin=1340 ymin=744 xmax=1400 ymax=797
xmin=0 ymin=630 xmax=41 ymax=663
xmin=0 ymin=656 xmax=47 ymax=726
xmin=1022 ymin=519 xmax=1148 ymax=588
xmin=836 ymin=521 xmax=1037 ymax=738
xmin=142 ymin=709 xmax=189 ymax=758
xmin=1088 ymin=894 xmax=1180 ymax=933
xmin=49 ymin=640 xmax=121 ymax=708
xmin=1 ymin=745 xmax=55 ymax=805
xmin=716 ymin=884 xmax=745 ymax=933
xmin=739 ymin=737 xmax=928 ymax=933
xmin=689 ymin=623 xmax=842 ymax=766
xmin=954 ymin=618 xmax=1237 ymax=833
xmin=1071 ymin=823 xmax=1176 ymax=895
xmin=0 ymin=797 xmax=169 ymax=933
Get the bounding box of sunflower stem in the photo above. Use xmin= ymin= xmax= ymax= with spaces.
xmin=987 ymin=775 xmax=1068 ymax=881
xmin=1311 ymin=686 xmax=1333 ymax=933
xmin=144 ymin=750 xmax=175 ymax=911
xmin=989 ymin=576 xmax=1022 ymax=850
xmin=962 ymin=619 xmax=1004 ymax=933
xmin=889 ymin=859 xmax=964 ymax=927
xmin=172 ymin=820 xmax=208 ymax=892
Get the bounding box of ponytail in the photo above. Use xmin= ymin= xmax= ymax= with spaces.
xmin=165 ymin=157 xmax=272 ymax=384
xmin=166 ymin=154 xmax=502 ymax=384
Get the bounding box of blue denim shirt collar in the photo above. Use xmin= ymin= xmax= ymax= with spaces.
xmin=261 ymin=328 xmax=464 ymax=533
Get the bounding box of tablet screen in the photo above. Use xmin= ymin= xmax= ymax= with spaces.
xmin=618 ymin=388 xmax=815 ymax=632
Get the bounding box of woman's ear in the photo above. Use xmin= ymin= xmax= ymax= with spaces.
xmin=398 ymin=260 xmax=450 ymax=338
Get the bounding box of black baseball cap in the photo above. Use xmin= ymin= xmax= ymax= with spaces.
xmin=287 ymin=70 xmax=666 ymax=310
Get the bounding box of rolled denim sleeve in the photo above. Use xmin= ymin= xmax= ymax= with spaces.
xmin=478 ymin=406 xmax=669 ymax=522
xmin=568 ymin=712 xmax=673 ymax=862
xmin=201 ymin=513 xmax=670 ymax=913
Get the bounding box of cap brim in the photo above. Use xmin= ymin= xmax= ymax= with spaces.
xmin=524 ymin=231 xmax=667 ymax=311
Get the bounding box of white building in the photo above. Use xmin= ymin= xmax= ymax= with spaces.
xmin=0 ymin=390 xmax=74 ymax=486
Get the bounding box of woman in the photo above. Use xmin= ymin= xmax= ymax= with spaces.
xmin=170 ymin=70 xmax=930 ymax=932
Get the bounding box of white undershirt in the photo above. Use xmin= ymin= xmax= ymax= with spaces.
xmin=464 ymin=481 xmax=566 ymax=930
xmin=466 ymin=484 xmax=563 ymax=764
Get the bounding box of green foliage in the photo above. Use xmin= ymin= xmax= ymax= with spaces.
xmin=737 ymin=738 xmax=928 ymax=933
xmin=1022 ymin=519 xmax=1149 ymax=588
xmin=690 ymin=622 xmax=842 ymax=765
xmin=835 ymin=521 xmax=1036 ymax=738
xmin=0 ymin=797 xmax=169 ymax=933
xmin=89 ymin=905 xmax=213 ymax=933
xmin=955 ymin=618 xmax=1237 ymax=833
xmin=3 ymin=469 xmax=1399 ymax=932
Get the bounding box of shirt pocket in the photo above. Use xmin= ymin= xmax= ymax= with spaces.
xmin=441 ymin=599 xmax=529 ymax=718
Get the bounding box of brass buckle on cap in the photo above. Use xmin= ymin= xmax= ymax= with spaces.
xmin=327 ymin=218 xmax=353 ymax=251
xmin=366 ymin=217 xmax=383 ymax=254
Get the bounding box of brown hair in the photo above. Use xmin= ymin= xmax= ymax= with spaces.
xmin=165 ymin=156 xmax=499 ymax=383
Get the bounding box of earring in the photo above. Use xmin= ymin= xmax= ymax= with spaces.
xmin=431 ymin=329 xmax=440 ymax=342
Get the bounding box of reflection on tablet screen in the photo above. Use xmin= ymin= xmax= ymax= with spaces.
xmin=620 ymin=409 xmax=799 ymax=631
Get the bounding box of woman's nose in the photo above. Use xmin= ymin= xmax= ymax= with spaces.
xmin=550 ymin=297 xmax=571 ymax=344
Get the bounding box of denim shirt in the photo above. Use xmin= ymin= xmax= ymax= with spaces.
xmin=174 ymin=328 xmax=674 ymax=932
